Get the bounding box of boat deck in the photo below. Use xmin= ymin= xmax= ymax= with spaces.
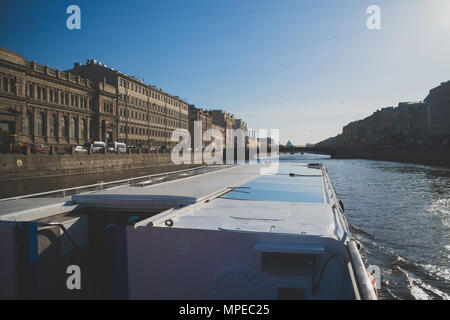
xmin=147 ymin=163 xmax=346 ymax=240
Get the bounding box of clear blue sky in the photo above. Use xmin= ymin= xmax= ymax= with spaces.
xmin=1 ymin=0 xmax=449 ymax=145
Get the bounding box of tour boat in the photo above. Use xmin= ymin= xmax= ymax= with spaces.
xmin=0 ymin=163 xmax=377 ymax=300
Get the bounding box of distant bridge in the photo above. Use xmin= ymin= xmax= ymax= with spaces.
xmin=278 ymin=145 xmax=336 ymax=157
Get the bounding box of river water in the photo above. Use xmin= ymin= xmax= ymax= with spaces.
xmin=279 ymin=153 xmax=450 ymax=300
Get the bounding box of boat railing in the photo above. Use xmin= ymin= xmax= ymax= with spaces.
xmin=347 ymin=240 xmax=378 ymax=300
xmin=0 ymin=166 xmax=212 ymax=202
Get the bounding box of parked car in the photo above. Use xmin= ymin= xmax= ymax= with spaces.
xmin=89 ymin=141 xmax=107 ymax=153
xmin=107 ymin=141 xmax=127 ymax=154
xmin=74 ymin=146 xmax=88 ymax=153
xmin=32 ymin=143 xmax=50 ymax=154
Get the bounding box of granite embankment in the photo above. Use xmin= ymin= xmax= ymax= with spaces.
xmin=0 ymin=152 xmax=181 ymax=179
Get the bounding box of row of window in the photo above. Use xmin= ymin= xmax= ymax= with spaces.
xmin=1 ymin=75 xmax=16 ymax=94
xmin=120 ymin=125 xmax=171 ymax=138
xmin=25 ymin=83 xmax=91 ymax=110
xmin=119 ymin=78 xmax=187 ymax=110
xmin=119 ymin=94 xmax=186 ymax=114
xmin=119 ymin=109 xmax=184 ymax=127
xmin=23 ymin=110 xmax=88 ymax=139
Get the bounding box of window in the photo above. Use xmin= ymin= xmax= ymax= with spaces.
xmin=50 ymin=114 xmax=58 ymax=137
xmin=61 ymin=116 xmax=68 ymax=138
xmin=71 ymin=117 xmax=78 ymax=138
xmin=26 ymin=83 xmax=34 ymax=98
xmin=23 ymin=110 xmax=33 ymax=136
xmin=81 ymin=119 xmax=87 ymax=140
xmin=2 ymin=77 xmax=8 ymax=92
xmin=37 ymin=112 xmax=45 ymax=136
xmin=9 ymin=78 xmax=15 ymax=94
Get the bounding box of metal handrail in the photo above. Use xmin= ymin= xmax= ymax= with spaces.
xmin=0 ymin=166 xmax=209 ymax=202
xmin=347 ymin=240 xmax=378 ymax=300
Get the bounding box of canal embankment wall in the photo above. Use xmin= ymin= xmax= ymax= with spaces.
xmin=0 ymin=148 xmax=269 ymax=181
xmin=0 ymin=152 xmax=178 ymax=180
xmin=334 ymin=147 xmax=450 ymax=167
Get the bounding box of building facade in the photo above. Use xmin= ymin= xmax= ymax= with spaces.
xmin=234 ymin=118 xmax=247 ymax=133
xmin=210 ymin=109 xmax=235 ymax=130
xmin=188 ymin=105 xmax=212 ymax=148
xmin=393 ymin=102 xmax=430 ymax=147
xmin=68 ymin=60 xmax=189 ymax=148
xmin=0 ymin=47 xmax=97 ymax=149
xmin=210 ymin=109 xmax=236 ymax=145
xmin=320 ymin=102 xmax=430 ymax=148
xmin=0 ymin=47 xmax=247 ymax=152
xmin=424 ymin=81 xmax=450 ymax=146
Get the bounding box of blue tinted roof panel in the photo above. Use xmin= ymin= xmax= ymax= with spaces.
xmin=223 ymin=173 xmax=324 ymax=203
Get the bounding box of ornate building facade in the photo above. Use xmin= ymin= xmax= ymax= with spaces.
xmin=188 ymin=105 xmax=212 ymax=148
xmin=0 ymin=47 xmax=97 ymax=148
xmin=0 ymin=47 xmax=246 ymax=151
xmin=68 ymin=60 xmax=189 ymax=148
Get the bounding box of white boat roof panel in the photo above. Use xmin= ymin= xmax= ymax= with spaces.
xmin=148 ymin=163 xmax=347 ymax=240
xmin=154 ymin=198 xmax=339 ymax=239
xmin=72 ymin=165 xmax=262 ymax=209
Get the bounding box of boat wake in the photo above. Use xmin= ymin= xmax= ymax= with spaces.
xmin=396 ymin=266 xmax=450 ymax=300
xmin=355 ymin=235 xmax=450 ymax=300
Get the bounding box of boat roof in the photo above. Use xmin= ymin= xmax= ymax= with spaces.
xmin=144 ymin=163 xmax=348 ymax=241
xmin=0 ymin=197 xmax=75 ymax=222
xmin=0 ymin=163 xmax=349 ymax=241
xmin=71 ymin=165 xmax=262 ymax=210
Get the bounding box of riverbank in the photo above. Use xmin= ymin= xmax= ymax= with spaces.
xmin=334 ymin=147 xmax=450 ymax=167
xmin=0 ymin=152 xmax=176 ymax=179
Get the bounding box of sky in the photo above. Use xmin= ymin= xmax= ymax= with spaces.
xmin=1 ymin=0 xmax=450 ymax=145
